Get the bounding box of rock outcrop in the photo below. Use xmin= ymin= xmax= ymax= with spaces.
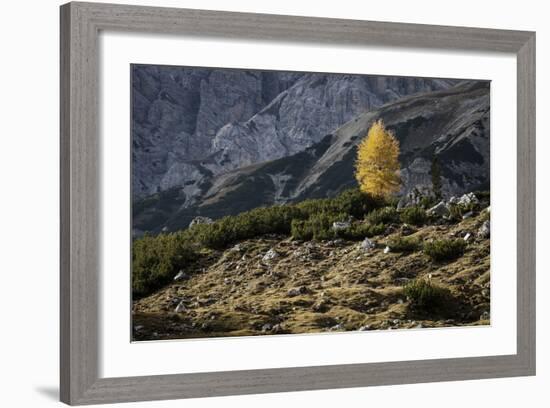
xmin=132 ymin=65 xmax=457 ymax=199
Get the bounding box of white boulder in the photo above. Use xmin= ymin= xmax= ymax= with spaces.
xmin=174 ymin=300 xmax=187 ymax=313
xmin=477 ymin=220 xmax=490 ymax=239
xmin=173 ymin=270 xmax=188 ymax=281
xmin=188 ymin=216 xmax=214 ymax=228
xmin=462 ymin=211 xmax=474 ymax=220
xmin=360 ymin=238 xmax=376 ymax=252
xmin=458 ymin=192 xmax=479 ymax=206
xmin=332 ymin=221 xmax=351 ymax=231
xmin=262 ymin=248 xmax=280 ymax=262
xmin=448 ymin=196 xmax=459 ymax=205
xmin=427 ymin=201 xmax=450 ymax=217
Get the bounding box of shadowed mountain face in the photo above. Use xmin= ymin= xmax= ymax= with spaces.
xmin=133 ymin=80 xmax=490 ymax=234
xmin=132 ymin=65 xmax=458 ymax=200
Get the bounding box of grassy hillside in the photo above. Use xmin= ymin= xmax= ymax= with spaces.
xmin=132 ymin=189 xmax=384 ymax=297
xmin=132 ymin=188 xmax=490 ymax=340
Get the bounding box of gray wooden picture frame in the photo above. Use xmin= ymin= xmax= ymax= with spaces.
xmin=60 ymin=1 xmax=536 ymax=405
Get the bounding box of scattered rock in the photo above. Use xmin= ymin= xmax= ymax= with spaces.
xmin=134 ymin=196 xmax=492 ymax=339
xmin=173 ymin=270 xmax=189 ymax=281
xmin=396 ymin=197 xmax=407 ymax=210
xmin=271 ymin=323 xmax=284 ymax=334
xmin=327 ymin=239 xmax=344 ymax=247
xmin=397 ymin=187 xmax=431 ymax=209
xmin=262 ymin=248 xmax=280 ymax=262
xmin=427 ymin=201 xmax=450 ymax=217
xmin=312 ymin=300 xmax=330 ymax=313
xmin=400 ymin=223 xmax=416 ymax=236
xmin=458 ymin=192 xmax=479 ymax=206
xmin=188 ymin=216 xmax=213 ymax=228
xmin=332 ymin=221 xmax=351 ymax=231
xmin=161 ymin=226 xmax=169 ymax=232
xmin=480 ymin=311 xmax=490 ymax=321
xmin=462 ymin=211 xmax=474 ymax=220
xmin=174 ymin=300 xmax=187 ymax=313
xmin=230 ymin=243 xmax=243 ymax=252
xmin=360 ymin=238 xmax=376 ymax=252
xmin=448 ymin=196 xmax=459 ymax=205
xmin=196 ymin=297 xmax=215 ymax=306
xmin=287 ymin=286 xmax=308 ymax=297
xmin=477 ymin=220 xmax=490 ymax=239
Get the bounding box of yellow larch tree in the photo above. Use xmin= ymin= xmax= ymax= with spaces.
xmin=355 ymin=119 xmax=401 ymax=198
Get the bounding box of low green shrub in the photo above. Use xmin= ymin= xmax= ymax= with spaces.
xmin=447 ymin=203 xmax=476 ymax=221
xmin=423 ymin=239 xmax=467 ymax=261
xmin=387 ymin=236 xmax=420 ymax=252
xmin=336 ymin=222 xmax=386 ymax=240
xmin=385 ymin=196 xmax=401 ymax=208
xmin=479 ymin=208 xmax=490 ymax=222
xmin=132 ymin=232 xmax=198 ymax=297
xmin=290 ymin=212 xmax=346 ymax=241
xmin=447 ymin=196 xmax=485 ymax=222
xmin=473 ymin=190 xmax=490 ymax=202
xmin=399 ymin=206 xmax=427 ymax=226
xmin=193 ymin=205 xmax=305 ymax=249
xmin=365 ymin=206 xmax=399 ymax=225
xmin=191 ymin=188 xmax=385 ymax=246
xmin=296 ymin=189 xmax=384 ymax=219
xmin=192 ymin=221 xmax=234 ymax=249
xmin=290 ymin=219 xmax=311 ymax=241
xmin=419 ymin=195 xmax=437 ymax=209
xmin=447 ymin=204 xmax=461 ymax=221
xmin=403 ymin=277 xmax=451 ymax=310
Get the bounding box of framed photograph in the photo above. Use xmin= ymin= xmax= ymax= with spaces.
xmin=60 ymin=1 xmax=535 ymax=405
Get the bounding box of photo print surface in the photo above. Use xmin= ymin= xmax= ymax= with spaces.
xmin=131 ymin=64 xmax=491 ymax=341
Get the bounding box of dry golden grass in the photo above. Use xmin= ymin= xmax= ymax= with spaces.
xmin=133 ymin=213 xmax=490 ymax=340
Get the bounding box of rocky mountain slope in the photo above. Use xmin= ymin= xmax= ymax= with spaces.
xmin=132 ymin=207 xmax=490 ymax=340
xmin=133 ymin=81 xmax=489 ymax=233
xmin=132 ymin=65 xmax=457 ymax=199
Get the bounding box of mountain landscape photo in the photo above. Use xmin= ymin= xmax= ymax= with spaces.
xmin=131 ymin=64 xmax=491 ymax=341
